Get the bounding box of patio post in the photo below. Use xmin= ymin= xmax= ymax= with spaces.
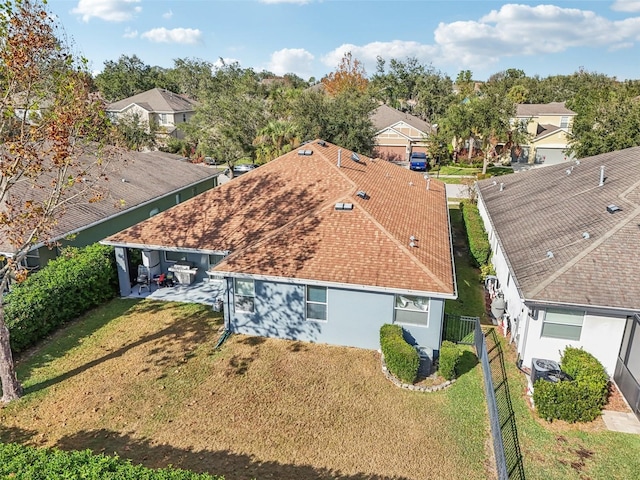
xmin=114 ymin=247 xmax=132 ymax=297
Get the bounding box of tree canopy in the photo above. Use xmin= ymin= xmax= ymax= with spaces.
xmin=0 ymin=0 xmax=116 ymax=402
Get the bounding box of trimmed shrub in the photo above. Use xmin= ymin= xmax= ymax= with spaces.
xmin=380 ymin=324 xmax=419 ymax=384
xmin=0 ymin=442 xmax=221 ymax=479
xmin=460 ymin=200 xmax=491 ymax=266
xmin=438 ymin=340 xmax=461 ymax=380
xmin=533 ymin=347 xmax=609 ymax=423
xmin=4 ymin=244 xmax=118 ymax=352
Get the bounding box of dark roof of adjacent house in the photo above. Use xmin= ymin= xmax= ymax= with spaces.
xmin=371 ymin=104 xmax=434 ymax=135
xmin=534 ymin=123 xmax=563 ymax=139
xmin=477 ymin=146 xmax=640 ymax=311
xmin=516 ymin=102 xmax=576 ymax=117
xmin=104 ymin=141 xmax=456 ymax=297
xmin=0 ymin=149 xmax=221 ymax=255
xmin=106 ymin=88 xmax=198 ymax=113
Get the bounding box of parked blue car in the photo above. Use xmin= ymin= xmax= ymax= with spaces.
xmin=409 ymin=152 xmax=429 ymax=171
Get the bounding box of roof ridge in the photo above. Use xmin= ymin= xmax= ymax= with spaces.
xmin=528 ymin=204 xmax=640 ymax=298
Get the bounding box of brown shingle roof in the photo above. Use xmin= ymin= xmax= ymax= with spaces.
xmin=107 ymin=88 xmax=198 ymax=113
xmin=104 ymin=141 xmax=456 ymax=296
xmin=516 ymin=102 xmax=576 ymax=117
xmin=477 ymin=146 xmax=640 ymax=310
xmin=371 ymin=104 xmax=434 ymax=135
xmin=0 ymin=149 xmax=220 ymax=254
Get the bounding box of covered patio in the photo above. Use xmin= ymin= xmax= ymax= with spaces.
xmin=127 ymin=277 xmax=225 ymax=307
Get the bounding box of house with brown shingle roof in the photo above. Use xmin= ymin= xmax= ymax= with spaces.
xmin=476 ymin=146 xmax=640 ymax=417
xmin=1 ymin=148 xmax=221 ymax=269
xmin=106 ymin=88 xmax=198 ymax=139
xmin=102 ymin=140 xmax=457 ymax=353
xmin=512 ymin=102 xmax=577 ymax=165
xmin=371 ymin=105 xmax=435 ymax=162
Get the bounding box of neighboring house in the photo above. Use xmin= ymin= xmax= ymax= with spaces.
xmin=106 ymin=88 xmax=198 ymax=139
xmin=476 ymin=146 xmax=640 ymax=418
xmin=371 ymin=104 xmax=435 ymax=162
xmin=102 ymin=141 xmax=457 ymax=356
xmin=0 ymin=149 xmax=222 ymax=269
xmin=512 ymin=102 xmax=577 ymax=165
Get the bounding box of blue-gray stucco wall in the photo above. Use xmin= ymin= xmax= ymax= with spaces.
xmin=228 ymin=278 xmax=445 ymax=352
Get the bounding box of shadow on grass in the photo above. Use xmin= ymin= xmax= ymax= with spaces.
xmin=457 ymin=349 xmax=479 ymax=377
xmin=55 ymin=429 xmax=410 ymax=480
xmin=20 ymin=299 xmax=221 ymax=396
xmin=0 ymin=425 xmax=38 ymax=444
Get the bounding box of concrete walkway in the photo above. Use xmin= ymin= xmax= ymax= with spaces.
xmin=602 ymin=410 xmax=640 ymax=434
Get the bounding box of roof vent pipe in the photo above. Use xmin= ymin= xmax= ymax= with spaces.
xmin=338 ymin=149 xmax=341 ymax=168
xmin=499 ymin=182 xmax=504 ymax=191
xmin=599 ymin=165 xmax=605 ymax=186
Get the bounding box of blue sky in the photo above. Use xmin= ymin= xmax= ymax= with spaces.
xmin=47 ymin=0 xmax=640 ymax=81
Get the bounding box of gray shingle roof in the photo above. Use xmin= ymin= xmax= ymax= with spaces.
xmin=477 ymin=146 xmax=640 ymax=311
xmin=371 ymin=104 xmax=434 ymax=134
xmin=1 ymin=149 xmax=220 ymax=254
xmin=107 ymin=88 xmax=198 ymax=113
xmin=516 ymin=102 xmax=576 ymax=117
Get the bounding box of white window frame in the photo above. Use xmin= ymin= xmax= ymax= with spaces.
xmin=394 ymin=295 xmax=430 ymax=327
xmin=541 ymin=308 xmax=584 ymax=341
xmin=560 ymin=116 xmax=569 ymax=128
xmin=164 ymin=251 xmax=186 ymax=263
xmin=234 ymin=278 xmax=255 ymax=313
xmin=159 ymin=113 xmax=168 ymax=125
xmin=306 ymin=285 xmax=328 ymax=322
xmin=208 ymin=254 xmax=225 ymax=268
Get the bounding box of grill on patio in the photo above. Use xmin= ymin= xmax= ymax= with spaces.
xmin=168 ymin=262 xmax=198 ymax=285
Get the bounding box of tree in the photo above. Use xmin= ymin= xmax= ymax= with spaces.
xmin=185 ymin=62 xmax=267 ymax=173
xmin=112 ymin=112 xmax=158 ymax=151
xmin=0 ymin=0 xmax=114 ymax=402
xmin=291 ymin=89 xmax=377 ymax=155
xmin=322 ymin=52 xmax=368 ymax=96
xmin=164 ymin=57 xmax=214 ymax=101
xmin=94 ymin=54 xmax=167 ymax=102
xmin=254 ymin=120 xmax=299 ymax=163
xmin=440 ymin=94 xmax=516 ymax=173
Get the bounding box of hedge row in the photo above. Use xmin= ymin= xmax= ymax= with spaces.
xmin=533 ymin=347 xmax=609 ymax=423
xmin=380 ymin=324 xmax=419 ymax=384
xmin=438 ymin=341 xmax=461 ymax=380
xmin=4 ymin=244 xmax=118 ymax=352
xmin=460 ymin=200 xmax=491 ymax=266
xmin=0 ymin=443 xmax=222 ymax=479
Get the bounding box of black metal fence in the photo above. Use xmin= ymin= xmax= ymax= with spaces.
xmin=475 ymin=324 xmax=526 ymax=480
xmin=443 ymin=313 xmax=476 ymax=344
xmin=444 ymin=314 xmax=525 ymax=480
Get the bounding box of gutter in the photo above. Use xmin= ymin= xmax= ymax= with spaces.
xmin=212 ymin=270 xmax=457 ymax=300
xmin=524 ymin=298 xmax=640 ymax=317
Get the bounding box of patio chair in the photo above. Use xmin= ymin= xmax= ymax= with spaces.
xmin=136 ymin=265 xmax=150 ymax=294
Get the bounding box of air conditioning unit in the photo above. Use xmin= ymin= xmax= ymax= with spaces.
xmin=531 ymin=358 xmax=560 ymax=385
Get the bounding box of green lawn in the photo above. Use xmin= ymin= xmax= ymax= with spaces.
xmin=445 ymin=205 xmax=489 ymax=322
xmin=2 ymin=299 xmax=491 ymax=480
xmin=501 ymin=338 xmax=640 ymax=480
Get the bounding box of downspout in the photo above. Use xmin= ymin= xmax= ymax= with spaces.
xmin=518 ymin=302 xmax=531 ymax=369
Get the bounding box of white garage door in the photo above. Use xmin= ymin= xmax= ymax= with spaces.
xmin=536 ymin=148 xmax=571 ymax=165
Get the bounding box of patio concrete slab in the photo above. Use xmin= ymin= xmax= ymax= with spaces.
xmin=602 ymin=410 xmax=640 ymax=434
xmin=127 ymin=279 xmax=224 ymax=306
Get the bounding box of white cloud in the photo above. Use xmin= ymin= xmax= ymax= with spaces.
xmin=141 ymin=28 xmax=203 ymax=45
xmin=71 ymin=0 xmax=141 ymax=22
xmin=162 ymin=10 xmax=173 ymax=19
xmin=612 ymin=1 xmax=640 ymax=12
xmin=433 ymin=4 xmax=640 ymax=70
xmin=259 ymin=0 xmax=311 ymax=4
xmin=268 ymin=48 xmax=314 ymax=77
xmin=214 ymin=58 xmax=241 ymax=69
xmin=122 ymin=28 xmax=138 ymax=39
xmin=322 ymin=41 xmax=438 ymax=75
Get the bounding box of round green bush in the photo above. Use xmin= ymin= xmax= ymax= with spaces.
xmin=380 ymin=324 xmax=419 ymax=384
